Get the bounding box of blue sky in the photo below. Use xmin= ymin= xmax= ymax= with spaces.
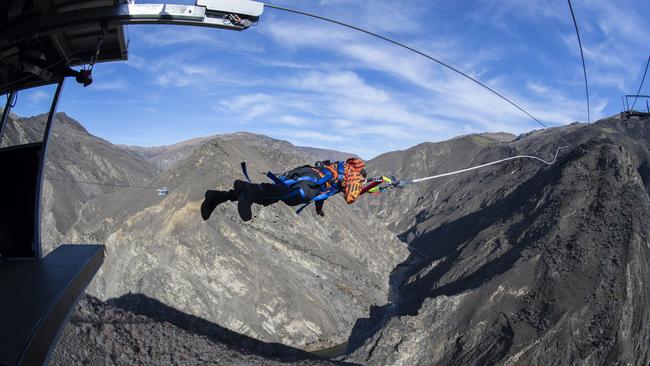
xmin=11 ymin=0 xmax=650 ymax=158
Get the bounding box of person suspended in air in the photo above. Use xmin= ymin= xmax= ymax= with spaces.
xmin=200 ymin=158 xmax=369 ymax=222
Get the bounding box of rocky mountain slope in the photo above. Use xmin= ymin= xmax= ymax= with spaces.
xmin=345 ymin=115 xmax=650 ymax=365
xmin=62 ymin=131 xmax=407 ymax=350
xmin=119 ymin=132 xmax=357 ymax=174
xmin=1 ymin=112 xmax=156 ymax=254
xmin=4 ymin=111 xmax=399 ymax=363
xmin=51 ymin=294 xmax=348 ymax=366
xmin=119 ymin=135 xmax=217 ymax=174
xmin=9 ymin=110 xmax=647 ymax=365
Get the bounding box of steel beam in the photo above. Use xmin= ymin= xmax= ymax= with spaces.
xmin=34 ymin=79 xmax=65 ymax=260
xmin=0 ymin=91 xmax=15 ymax=145
xmin=0 ymin=244 xmax=105 ymax=366
xmin=624 ymin=94 xmax=650 ymax=111
xmin=0 ymin=3 xmax=262 ymax=50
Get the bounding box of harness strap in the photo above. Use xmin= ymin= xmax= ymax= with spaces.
xmin=294 ymin=182 xmax=341 ymax=214
xmin=266 ymin=162 xmax=346 ymax=214
xmin=295 ymin=202 xmax=311 ymax=214
xmin=266 ymin=169 xmax=335 ymax=187
xmin=266 ymin=171 xmax=285 ymax=185
xmin=269 ymin=188 xmax=305 ymax=201
xmin=241 ymin=162 xmax=254 ymax=183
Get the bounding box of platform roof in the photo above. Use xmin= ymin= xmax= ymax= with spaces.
xmin=0 ymin=0 xmax=129 ymax=94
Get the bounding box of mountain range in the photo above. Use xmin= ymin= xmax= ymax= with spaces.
xmin=3 ymin=112 xmax=648 ymax=365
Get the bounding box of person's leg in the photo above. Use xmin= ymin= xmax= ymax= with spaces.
xmin=201 ymin=188 xmax=238 ymax=221
xmin=202 ymin=179 xmax=298 ymax=222
xmin=237 ymin=182 xmax=298 ymax=221
xmin=206 ymin=177 xmax=324 ymax=221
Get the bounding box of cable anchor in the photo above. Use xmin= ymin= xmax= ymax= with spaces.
xmin=75 ymin=18 xmax=109 ymax=87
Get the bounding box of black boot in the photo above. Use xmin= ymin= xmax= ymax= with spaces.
xmin=201 ymin=189 xmax=236 ymax=221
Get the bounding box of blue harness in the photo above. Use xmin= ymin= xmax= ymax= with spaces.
xmin=241 ymin=161 xmax=345 ymax=214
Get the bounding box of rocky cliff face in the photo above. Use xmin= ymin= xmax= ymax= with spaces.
xmin=119 ymin=132 xmax=357 ymax=174
xmin=64 ymin=132 xmax=407 ymax=350
xmin=345 ymin=116 xmax=650 ymax=365
xmin=50 ymin=294 xmax=347 ymax=366
xmin=1 ymin=112 xmax=156 ymax=254
xmin=4 ymin=111 xmax=403 ymax=352
xmin=119 ymin=136 xmax=217 ymax=174
xmin=9 ymin=110 xmax=648 ymax=365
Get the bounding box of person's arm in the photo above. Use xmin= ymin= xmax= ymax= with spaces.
xmin=360 ymin=180 xmax=382 ymax=195
xmin=344 ymin=172 xmax=363 ymax=204
xmin=315 ymin=200 xmax=325 ymax=216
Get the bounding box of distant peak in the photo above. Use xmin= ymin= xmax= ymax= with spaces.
xmin=54 ymin=112 xmax=89 ymax=133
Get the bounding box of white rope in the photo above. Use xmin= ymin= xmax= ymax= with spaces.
xmin=408 ymin=146 xmax=568 ymax=184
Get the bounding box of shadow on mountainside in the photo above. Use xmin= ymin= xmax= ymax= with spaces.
xmin=395 ymin=149 xmax=569 ymax=315
xmin=639 ymin=163 xmax=650 ymax=197
xmin=104 ymin=293 xmax=358 ymax=365
xmin=344 ymin=139 xmax=580 ymax=353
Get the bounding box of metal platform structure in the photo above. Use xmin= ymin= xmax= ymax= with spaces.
xmin=0 ymin=245 xmax=104 ymax=365
xmin=0 ymin=0 xmax=263 ymax=364
xmin=620 ymin=94 xmax=650 ymax=120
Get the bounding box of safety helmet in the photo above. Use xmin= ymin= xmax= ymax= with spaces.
xmin=345 ymin=157 xmax=365 ymax=170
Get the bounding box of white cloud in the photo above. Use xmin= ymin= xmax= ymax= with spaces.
xmin=219 ymin=93 xmax=272 ymax=111
xmin=82 ymin=0 xmax=647 ymax=158
xmin=217 ymin=93 xmax=279 ymax=122
xmin=564 ymin=1 xmax=649 ymax=112
xmin=265 ymin=3 xmax=628 ymax=130
xmin=589 ymin=73 xmax=626 ymax=92
xmin=311 ymin=0 xmax=438 ymax=34
xmin=25 ymin=89 xmax=50 ymax=105
xmin=248 ymin=57 xmax=334 ymax=70
xmin=273 ymin=129 xmax=346 ymax=143
xmin=156 ymin=64 xmax=215 ymax=87
xmin=275 ymin=115 xmax=313 ymax=127
xmin=134 ymin=26 xmax=224 ymax=47
xmin=333 ymin=119 xmax=352 ymax=128
xmin=126 ymin=53 xmax=146 ymax=70
xmin=131 ymin=51 xmax=260 ymax=89
xmin=91 ymin=79 xmax=128 ymax=91
xmin=286 ymin=70 xmax=390 ymax=102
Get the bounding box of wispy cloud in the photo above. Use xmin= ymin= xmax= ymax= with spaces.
xmin=134 ymin=26 xmax=224 ymax=47
xmin=285 ymin=70 xmax=390 ymax=102
xmin=91 ymin=79 xmax=128 ymax=91
xmin=55 ymin=0 xmax=649 ymax=158
xmin=25 ymin=89 xmax=50 ymax=105
xmin=156 ymin=64 xmax=214 ymax=87
xmin=127 ymin=51 xmax=262 ymax=90
xmin=272 ymin=129 xmax=346 ymax=143
xmin=274 ymin=115 xmax=314 ymax=127
xmin=313 ymin=0 xmax=433 ymax=34
xmin=264 ymin=18 xmax=583 ymax=129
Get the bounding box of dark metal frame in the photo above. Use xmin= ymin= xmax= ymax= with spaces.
xmin=1 ymin=1 xmax=263 ymax=256
xmin=0 ymin=78 xmax=64 ymax=259
xmin=0 ymin=244 xmax=105 ymax=366
xmin=0 ymin=3 xmax=261 ymax=51
xmin=0 ymin=2 xmax=261 ymax=363
xmin=624 ymin=94 xmax=650 ymax=111
xmin=0 ymin=90 xmax=16 ymax=144
xmin=33 ymin=79 xmax=65 ymax=259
